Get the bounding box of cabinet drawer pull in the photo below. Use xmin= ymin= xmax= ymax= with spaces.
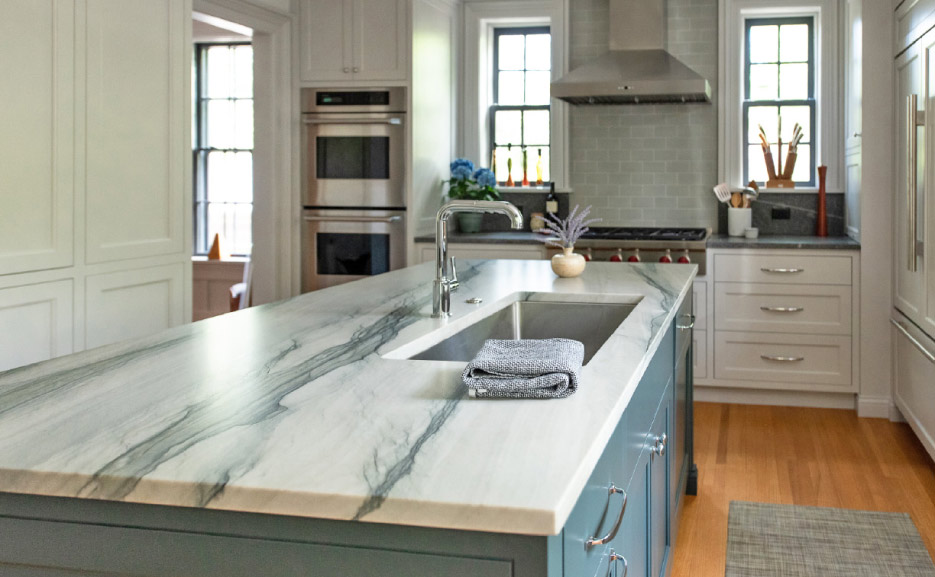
xmin=585 ymin=485 xmax=627 ymax=549
xmin=760 ymin=267 xmax=804 ymax=273
xmin=892 ymin=319 xmax=935 ymax=364
xmin=609 ymin=549 xmax=628 ymax=577
xmin=760 ymin=306 xmax=804 ymax=313
xmin=651 ymin=433 xmax=667 ymax=457
xmin=676 ymin=314 xmax=695 ymax=329
xmin=760 ymin=355 xmax=805 ymax=362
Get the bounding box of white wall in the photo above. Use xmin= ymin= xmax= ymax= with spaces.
xmin=856 ymin=0 xmax=894 ymax=417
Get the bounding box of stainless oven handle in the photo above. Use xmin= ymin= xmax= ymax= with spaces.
xmin=303 ymin=215 xmax=403 ymax=224
xmin=303 ymin=117 xmax=403 ymax=125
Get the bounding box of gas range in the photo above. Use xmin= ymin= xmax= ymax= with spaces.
xmin=546 ymin=227 xmax=710 ymax=275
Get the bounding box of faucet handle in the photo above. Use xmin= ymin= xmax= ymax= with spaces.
xmin=448 ymin=256 xmax=459 ymax=290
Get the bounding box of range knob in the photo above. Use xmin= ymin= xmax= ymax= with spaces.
xmin=609 ymin=249 xmax=624 ymax=262
xmin=659 ymin=248 xmax=673 ymax=263
xmin=582 ymin=248 xmax=593 ymax=262
xmin=628 ymin=248 xmax=641 ymax=263
xmin=678 ymin=250 xmax=691 ymax=264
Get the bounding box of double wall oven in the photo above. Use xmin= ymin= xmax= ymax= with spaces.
xmin=301 ymin=87 xmax=407 ymax=292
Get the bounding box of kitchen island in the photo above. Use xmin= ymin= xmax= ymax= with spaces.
xmin=0 ymin=260 xmax=696 ymax=577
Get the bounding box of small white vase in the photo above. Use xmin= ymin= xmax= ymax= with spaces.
xmin=551 ymin=246 xmax=586 ymax=278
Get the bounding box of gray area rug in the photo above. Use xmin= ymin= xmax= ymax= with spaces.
xmin=726 ymin=501 xmax=935 ymax=577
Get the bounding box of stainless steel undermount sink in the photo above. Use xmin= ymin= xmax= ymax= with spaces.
xmin=407 ymin=300 xmax=636 ymax=365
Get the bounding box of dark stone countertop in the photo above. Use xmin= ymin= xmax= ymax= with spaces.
xmin=706 ymin=234 xmax=861 ymax=250
xmin=414 ymin=232 xmax=862 ymax=250
xmin=413 ymin=231 xmax=549 ymax=245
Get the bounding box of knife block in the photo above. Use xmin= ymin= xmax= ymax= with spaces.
xmin=766 ymin=178 xmax=795 ymax=189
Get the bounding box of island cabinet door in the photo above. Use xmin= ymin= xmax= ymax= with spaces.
xmin=561 ymin=426 xmax=625 ymax=576
xmin=649 ymin=386 xmax=673 ymax=577
xmin=0 ymin=517 xmax=514 ymax=577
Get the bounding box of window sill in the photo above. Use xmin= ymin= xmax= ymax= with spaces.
xmin=495 ymin=185 xmax=572 ymax=194
xmin=192 ymin=255 xmax=250 ymax=263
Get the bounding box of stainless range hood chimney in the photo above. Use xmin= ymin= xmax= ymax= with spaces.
xmin=551 ymin=0 xmax=711 ymax=105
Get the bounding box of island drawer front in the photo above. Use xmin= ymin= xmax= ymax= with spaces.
xmin=0 ymin=517 xmax=513 ymax=577
xmin=714 ymin=254 xmax=852 ymax=285
xmin=714 ymin=283 xmax=852 ymax=335
xmin=714 ymin=331 xmax=852 ymax=387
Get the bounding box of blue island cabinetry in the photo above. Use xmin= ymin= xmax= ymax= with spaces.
xmin=0 ymin=296 xmax=694 ymax=577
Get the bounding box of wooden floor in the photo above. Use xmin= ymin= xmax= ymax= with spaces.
xmin=670 ymin=402 xmax=935 ymax=577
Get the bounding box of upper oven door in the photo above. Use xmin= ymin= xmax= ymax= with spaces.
xmin=303 ymin=112 xmax=406 ymax=208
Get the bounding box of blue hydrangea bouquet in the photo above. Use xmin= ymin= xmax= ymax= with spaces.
xmin=445 ymin=158 xmax=500 ymax=202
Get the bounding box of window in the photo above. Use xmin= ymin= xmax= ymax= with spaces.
xmin=743 ymin=18 xmax=815 ymax=186
xmin=193 ymin=43 xmax=254 ymax=256
xmin=489 ymin=27 xmax=551 ymax=185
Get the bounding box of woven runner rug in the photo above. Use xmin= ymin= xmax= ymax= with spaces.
xmin=726 ymin=501 xmax=935 ymax=577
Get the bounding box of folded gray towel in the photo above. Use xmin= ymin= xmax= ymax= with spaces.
xmin=462 ymin=338 xmax=585 ymax=399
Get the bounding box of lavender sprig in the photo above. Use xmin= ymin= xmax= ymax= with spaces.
xmin=534 ymin=205 xmax=601 ymax=249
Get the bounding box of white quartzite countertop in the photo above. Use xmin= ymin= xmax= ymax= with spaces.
xmin=0 ymin=260 xmax=695 ymax=536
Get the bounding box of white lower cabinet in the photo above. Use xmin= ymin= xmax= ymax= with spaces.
xmin=705 ymin=249 xmax=859 ymax=397
xmin=85 ymin=264 xmax=185 ymax=350
xmin=893 ymin=317 xmax=935 ymax=462
xmin=0 ymin=280 xmax=74 ymax=372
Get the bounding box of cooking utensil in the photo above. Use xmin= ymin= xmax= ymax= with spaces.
xmin=713 ymin=182 xmax=731 ymax=203
xmin=730 ymin=192 xmax=743 ymax=208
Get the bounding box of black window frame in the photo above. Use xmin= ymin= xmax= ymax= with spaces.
xmin=488 ymin=26 xmax=551 ymax=184
xmin=742 ymin=16 xmax=816 ymax=187
xmin=193 ymin=42 xmax=254 ymax=256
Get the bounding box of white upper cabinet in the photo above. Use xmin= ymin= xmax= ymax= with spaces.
xmin=85 ymin=0 xmax=187 ymax=263
xmin=0 ymin=0 xmax=74 ymax=275
xmin=300 ymin=0 xmax=408 ymax=83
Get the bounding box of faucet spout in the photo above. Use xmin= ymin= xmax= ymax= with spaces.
xmin=433 ymin=200 xmax=524 ymax=317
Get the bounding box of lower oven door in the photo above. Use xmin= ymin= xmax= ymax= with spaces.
xmin=302 ymin=209 xmax=407 ymax=293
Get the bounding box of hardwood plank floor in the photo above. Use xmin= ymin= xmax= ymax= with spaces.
xmin=671 ymin=402 xmax=935 ymax=577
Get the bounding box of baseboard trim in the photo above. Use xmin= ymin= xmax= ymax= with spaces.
xmin=856 ymin=396 xmax=894 ymax=419
xmin=694 ymin=386 xmax=857 ymax=410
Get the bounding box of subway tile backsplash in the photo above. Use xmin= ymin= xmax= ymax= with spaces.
xmin=568 ymin=0 xmax=719 ymax=229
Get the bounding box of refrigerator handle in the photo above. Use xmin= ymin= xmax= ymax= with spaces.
xmin=908 ymin=95 xmax=924 ymax=272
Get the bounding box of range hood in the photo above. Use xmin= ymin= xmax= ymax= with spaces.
xmin=551 ymin=0 xmax=711 ymax=105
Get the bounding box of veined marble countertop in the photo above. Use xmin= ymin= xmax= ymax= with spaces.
xmin=0 ymin=260 xmax=695 ymax=536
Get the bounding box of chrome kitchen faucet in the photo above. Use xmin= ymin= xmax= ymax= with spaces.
xmin=433 ymin=200 xmax=523 ymax=317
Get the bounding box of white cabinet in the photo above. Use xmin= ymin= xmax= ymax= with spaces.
xmin=892 ymin=316 xmax=935 ymax=462
xmin=895 ymin=24 xmax=935 ymax=337
xmin=299 ymin=0 xmax=408 ymax=83
xmin=0 ymin=0 xmax=74 ymax=275
xmin=415 ymin=243 xmax=546 ymax=264
xmin=705 ymin=249 xmax=859 ymax=395
xmin=0 ymin=280 xmax=74 ymax=372
xmin=0 ymin=0 xmax=192 ymax=370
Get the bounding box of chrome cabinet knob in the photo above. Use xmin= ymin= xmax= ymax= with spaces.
xmin=651 ymin=434 xmax=667 ymax=456
xmin=343 ymin=67 xmax=350 ymax=73
xmin=353 ymin=66 xmax=360 ymax=72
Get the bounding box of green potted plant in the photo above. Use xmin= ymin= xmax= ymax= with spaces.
xmin=444 ymin=159 xmax=500 ymax=233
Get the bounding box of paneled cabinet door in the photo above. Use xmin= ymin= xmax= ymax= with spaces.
xmin=894 ymin=39 xmax=925 ymax=322
xmin=300 ymin=0 xmax=353 ymax=82
xmin=352 ymin=0 xmax=407 ymax=82
xmin=0 ymin=280 xmax=74 ymax=373
xmin=924 ymin=31 xmax=935 ymax=335
xmin=649 ymin=394 xmax=671 ymax=577
xmin=300 ymin=0 xmax=407 ymax=83
xmin=84 ymin=0 xmax=187 ymax=263
xmin=0 ymin=0 xmax=74 ymax=275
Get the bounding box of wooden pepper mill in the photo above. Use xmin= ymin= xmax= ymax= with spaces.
xmin=816 ymin=165 xmax=828 ymax=237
